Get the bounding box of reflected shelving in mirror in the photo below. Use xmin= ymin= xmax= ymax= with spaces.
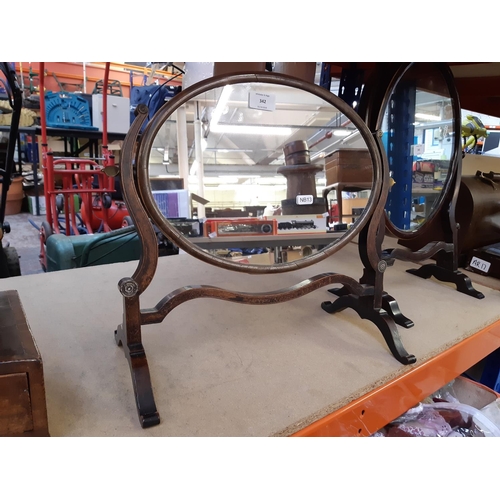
xmin=381 ymin=63 xmax=455 ymax=233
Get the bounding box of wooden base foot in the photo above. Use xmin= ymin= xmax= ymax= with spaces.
xmin=328 ymin=287 xmax=414 ymax=329
xmin=321 ymin=294 xmax=416 ymax=365
xmin=406 ymin=264 xmax=485 ymax=299
xmin=115 ymin=324 xmax=160 ymax=428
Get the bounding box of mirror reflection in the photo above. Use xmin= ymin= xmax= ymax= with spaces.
xmin=146 ymin=81 xmax=374 ymax=265
xmin=382 ymin=63 xmax=455 ymax=232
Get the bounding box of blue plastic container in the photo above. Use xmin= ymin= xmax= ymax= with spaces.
xmin=44 ymin=91 xmax=98 ymax=130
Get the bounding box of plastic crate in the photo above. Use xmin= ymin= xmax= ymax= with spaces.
xmin=44 ymin=91 xmax=98 ymax=130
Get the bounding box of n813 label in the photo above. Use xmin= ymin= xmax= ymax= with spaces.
xmin=296 ymin=195 xmax=313 ymax=205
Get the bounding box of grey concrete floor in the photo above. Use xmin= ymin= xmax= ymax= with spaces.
xmin=3 ymin=212 xmax=46 ymax=275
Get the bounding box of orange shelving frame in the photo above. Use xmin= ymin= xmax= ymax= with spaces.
xmin=14 ymin=62 xmax=182 ymax=98
xmin=293 ymin=319 xmax=500 ymax=437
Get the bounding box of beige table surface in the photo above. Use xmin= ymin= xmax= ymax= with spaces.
xmin=1 ymin=241 xmax=500 ymax=437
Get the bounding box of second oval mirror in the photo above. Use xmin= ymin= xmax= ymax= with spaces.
xmin=380 ymin=62 xmax=457 ymax=234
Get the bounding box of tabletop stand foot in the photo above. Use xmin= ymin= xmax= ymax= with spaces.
xmin=115 ymin=324 xmax=160 ymax=428
xmin=321 ymin=294 xmax=416 ymax=365
xmin=328 ymin=287 xmax=414 ymax=329
xmin=406 ymin=264 xmax=484 ymax=299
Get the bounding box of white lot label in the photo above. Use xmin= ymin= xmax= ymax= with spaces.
xmin=412 ymin=144 xmax=425 ymax=155
xmin=248 ymin=92 xmax=275 ymax=111
xmin=296 ymin=195 xmax=314 ymax=205
xmin=469 ymin=256 xmax=491 ymax=273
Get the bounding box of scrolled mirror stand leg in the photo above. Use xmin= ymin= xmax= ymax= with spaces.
xmin=115 ymin=295 xmax=160 ymax=428
xmin=406 ymin=264 xmax=485 ymax=300
xmin=328 ymin=220 xmax=415 ymax=330
xmin=327 ymin=286 xmax=414 ymax=329
xmin=321 ymin=294 xmax=416 ymax=365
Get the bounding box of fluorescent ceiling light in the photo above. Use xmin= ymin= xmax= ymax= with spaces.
xmin=210 ymin=85 xmax=233 ymax=129
xmin=415 ymin=113 xmax=441 ymax=121
xmin=333 ymin=129 xmax=352 ymax=137
xmin=217 ymin=176 xmax=239 ymax=184
xmin=342 ymin=130 xmax=361 ymax=144
xmin=310 ymin=152 xmax=326 ymax=161
xmin=211 ymin=124 xmax=292 ymax=135
xmin=189 ymin=160 xmax=198 ymax=176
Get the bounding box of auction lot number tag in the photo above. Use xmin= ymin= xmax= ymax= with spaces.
xmin=296 ymin=195 xmax=314 ymax=205
xmin=248 ymin=92 xmax=276 ymax=111
xmin=469 ymin=256 xmax=491 ymax=273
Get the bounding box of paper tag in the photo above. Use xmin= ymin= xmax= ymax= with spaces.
xmin=469 ymin=256 xmax=491 ymax=273
xmin=412 ymin=144 xmax=425 ymax=155
xmin=296 ymin=195 xmax=314 ymax=205
xmin=208 ymin=232 xmax=217 ymax=238
xmin=248 ymin=91 xmax=275 ymax=111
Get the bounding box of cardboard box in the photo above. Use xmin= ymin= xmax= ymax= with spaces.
xmin=152 ymin=189 xmax=190 ymax=219
xmin=325 ymin=149 xmax=373 ymax=185
xmin=28 ymin=195 xmax=80 ymax=216
xmin=275 ymin=215 xmax=326 ymax=233
xmin=264 ymin=214 xmax=328 ymax=234
xmin=452 ymin=376 xmax=498 ymax=409
xmin=92 ymin=94 xmax=130 ymax=134
xmin=229 ymin=253 xmax=274 ymax=266
xmin=28 ymin=195 xmax=46 ymax=215
xmin=412 ymin=171 xmax=434 ymax=185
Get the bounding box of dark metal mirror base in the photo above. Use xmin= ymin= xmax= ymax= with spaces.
xmin=328 ymin=286 xmax=414 ymax=329
xmin=321 ymin=294 xmax=416 ymax=365
xmin=406 ymin=264 xmax=485 ymax=299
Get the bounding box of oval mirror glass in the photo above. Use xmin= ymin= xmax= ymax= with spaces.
xmin=141 ymin=76 xmax=379 ymax=270
xmin=381 ymin=63 xmax=457 ymax=233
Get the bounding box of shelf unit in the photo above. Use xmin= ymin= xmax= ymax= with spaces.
xmin=3 ymin=61 xmax=500 ymax=436
xmin=293 ymin=319 xmax=500 ymax=436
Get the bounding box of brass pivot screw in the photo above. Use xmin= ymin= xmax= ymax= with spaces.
xmin=118 ymin=278 xmax=139 ymax=298
xmin=377 ymin=260 xmax=387 ymax=273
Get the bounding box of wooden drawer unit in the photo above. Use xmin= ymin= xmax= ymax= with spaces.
xmin=0 ymin=290 xmax=49 ymax=437
xmin=325 ymin=149 xmax=373 ymax=185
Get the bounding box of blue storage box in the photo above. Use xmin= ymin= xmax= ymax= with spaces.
xmin=44 ymin=91 xmax=98 ymax=130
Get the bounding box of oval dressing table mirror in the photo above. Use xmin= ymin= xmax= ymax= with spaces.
xmin=362 ymin=62 xmax=483 ymax=303
xmin=114 ymin=72 xmax=416 ymax=428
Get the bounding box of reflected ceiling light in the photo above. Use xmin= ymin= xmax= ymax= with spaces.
xmin=415 ymin=113 xmax=441 ymax=121
xmin=243 ymin=177 xmax=267 ymax=185
xmin=342 ymin=130 xmax=361 ymax=144
xmin=333 ymin=129 xmax=352 ymax=137
xmin=210 ymin=85 xmax=233 ymax=129
xmin=310 ymin=152 xmax=325 ymax=161
xmin=217 ymin=176 xmax=239 ymax=184
xmin=211 ymin=124 xmax=292 ymax=135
